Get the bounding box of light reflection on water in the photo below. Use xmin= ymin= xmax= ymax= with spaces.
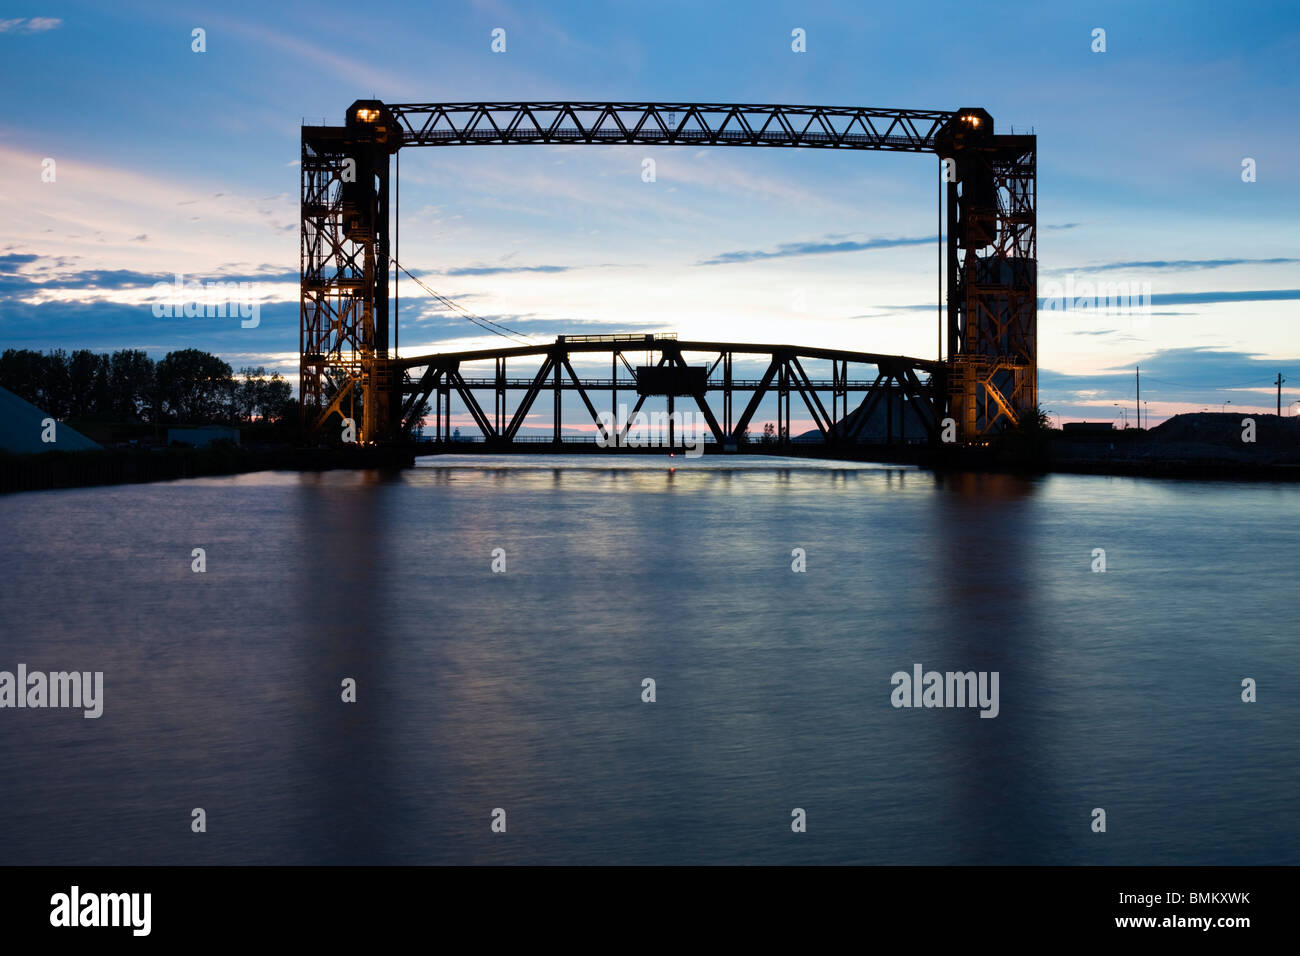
xmin=1 ymin=456 xmax=1297 ymax=864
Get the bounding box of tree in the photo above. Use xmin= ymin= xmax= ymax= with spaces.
xmin=40 ymin=350 xmax=73 ymax=419
xmin=260 ymin=371 xmax=292 ymax=422
xmin=0 ymin=347 xmax=304 ymax=431
xmin=67 ymin=350 xmax=100 ymax=417
xmin=156 ymin=349 xmax=234 ymax=423
xmin=108 ymin=350 xmax=157 ymax=422
xmin=995 ymin=403 xmax=1053 ymax=470
xmin=234 ymin=367 xmax=293 ymax=423
xmin=234 ymin=367 xmax=261 ymax=422
xmin=1022 ymin=404 xmax=1051 ymax=432
xmin=403 ymin=399 xmax=432 ymax=438
xmin=90 ymin=353 xmax=112 ymax=415
xmin=0 ymin=349 xmax=46 ymax=407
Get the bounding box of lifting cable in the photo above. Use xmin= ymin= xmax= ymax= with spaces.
xmin=390 ymin=257 xmax=537 ymax=346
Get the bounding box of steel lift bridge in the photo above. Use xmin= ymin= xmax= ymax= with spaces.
xmin=299 ymin=101 xmax=1035 ymax=448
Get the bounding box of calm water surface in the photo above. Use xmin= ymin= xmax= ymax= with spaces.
xmin=1 ymin=456 xmax=1297 ymax=864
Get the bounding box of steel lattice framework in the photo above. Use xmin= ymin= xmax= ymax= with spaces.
xmin=300 ymin=101 xmax=1036 ymax=445
xmin=388 ymin=102 xmax=953 ymax=151
xmin=396 ymin=334 xmax=943 ymax=449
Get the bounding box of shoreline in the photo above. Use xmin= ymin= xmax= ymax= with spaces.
xmin=0 ymin=445 xmax=415 ymax=495
xmin=4 ymin=441 xmax=1297 ymax=493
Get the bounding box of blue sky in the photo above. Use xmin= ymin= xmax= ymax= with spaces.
xmin=2 ymin=0 xmax=1298 ymax=427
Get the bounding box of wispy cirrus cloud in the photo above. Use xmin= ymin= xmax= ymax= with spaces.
xmin=698 ymin=234 xmax=935 ymax=266
xmin=1083 ymin=257 xmax=1300 ymax=272
xmin=1138 ymin=289 xmax=1300 ymax=305
xmin=0 ymin=17 xmax=61 ymax=33
xmin=872 ymin=289 xmax=1300 ymax=311
xmin=444 ymin=264 xmax=573 ymax=277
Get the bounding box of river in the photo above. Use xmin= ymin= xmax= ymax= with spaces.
xmin=1 ymin=456 xmax=1296 ymax=864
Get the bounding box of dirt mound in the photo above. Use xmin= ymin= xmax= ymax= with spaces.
xmin=1052 ymin=413 xmax=1300 ymax=467
xmin=1149 ymin=412 xmax=1300 ymax=446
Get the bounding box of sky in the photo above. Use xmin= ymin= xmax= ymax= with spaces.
xmin=1 ymin=0 xmax=1298 ymax=431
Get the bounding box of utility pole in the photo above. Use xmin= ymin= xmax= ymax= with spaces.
xmin=1136 ymin=365 xmax=1141 ymax=429
xmin=1277 ymin=373 xmax=1285 ymax=417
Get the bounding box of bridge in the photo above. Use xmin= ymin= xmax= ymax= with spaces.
xmin=299 ymin=102 xmax=1036 ymax=448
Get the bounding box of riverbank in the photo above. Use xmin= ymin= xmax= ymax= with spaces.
xmin=4 ymin=412 xmax=1297 ymax=493
xmin=0 ymin=444 xmax=415 ymax=494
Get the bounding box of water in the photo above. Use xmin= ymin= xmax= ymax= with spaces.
xmin=1 ymin=456 xmax=1296 ymax=865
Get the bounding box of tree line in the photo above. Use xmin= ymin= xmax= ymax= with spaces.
xmin=0 ymin=348 xmax=295 ymax=425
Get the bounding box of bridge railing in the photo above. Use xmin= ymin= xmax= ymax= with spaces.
xmin=556 ymin=333 xmax=677 ymax=344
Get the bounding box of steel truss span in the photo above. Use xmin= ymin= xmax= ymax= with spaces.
xmin=300 ymin=101 xmax=1035 ymax=446
xmin=387 ymin=102 xmax=954 ymax=152
xmin=397 ymin=336 xmax=943 ymax=449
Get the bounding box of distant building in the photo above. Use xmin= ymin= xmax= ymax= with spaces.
xmin=167 ymin=425 xmax=240 ymax=448
xmin=0 ymin=385 xmax=102 ymax=454
xmin=1063 ymin=421 xmax=1113 ymax=433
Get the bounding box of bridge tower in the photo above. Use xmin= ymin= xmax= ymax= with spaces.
xmin=300 ymin=101 xmax=402 ymax=444
xmin=938 ymin=109 xmax=1037 ymax=439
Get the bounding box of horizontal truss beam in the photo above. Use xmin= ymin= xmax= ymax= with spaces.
xmin=388 ymin=103 xmax=954 ymax=153
xmin=399 ymin=340 xmax=942 ymax=446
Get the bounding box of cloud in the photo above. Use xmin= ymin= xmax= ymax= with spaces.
xmin=699 ymin=234 xmax=936 ymax=266
xmin=0 ymin=267 xmax=162 ymax=294
xmin=1082 ymin=257 xmax=1300 ymax=272
xmin=0 ymin=145 xmax=300 ymax=268
xmin=0 ymin=299 xmax=300 ymax=370
xmin=0 ymin=17 xmax=61 ymax=33
xmin=0 ymin=253 xmax=300 ymax=301
xmin=1041 ymin=348 xmax=1294 ymax=404
xmin=0 ymin=253 xmax=40 ymax=270
xmin=1101 ymin=347 xmax=1291 ymax=383
xmin=1069 ymin=315 xmax=1194 ymax=330
xmin=206 ymin=14 xmax=417 ymax=99
xmin=444 ymin=264 xmax=573 ymax=277
xmin=876 ymin=289 xmax=1300 ymax=311
xmin=1129 ymin=289 xmax=1300 ymax=305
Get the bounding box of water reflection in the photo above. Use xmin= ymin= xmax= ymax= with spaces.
xmin=0 ymin=460 xmax=1296 ymax=864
